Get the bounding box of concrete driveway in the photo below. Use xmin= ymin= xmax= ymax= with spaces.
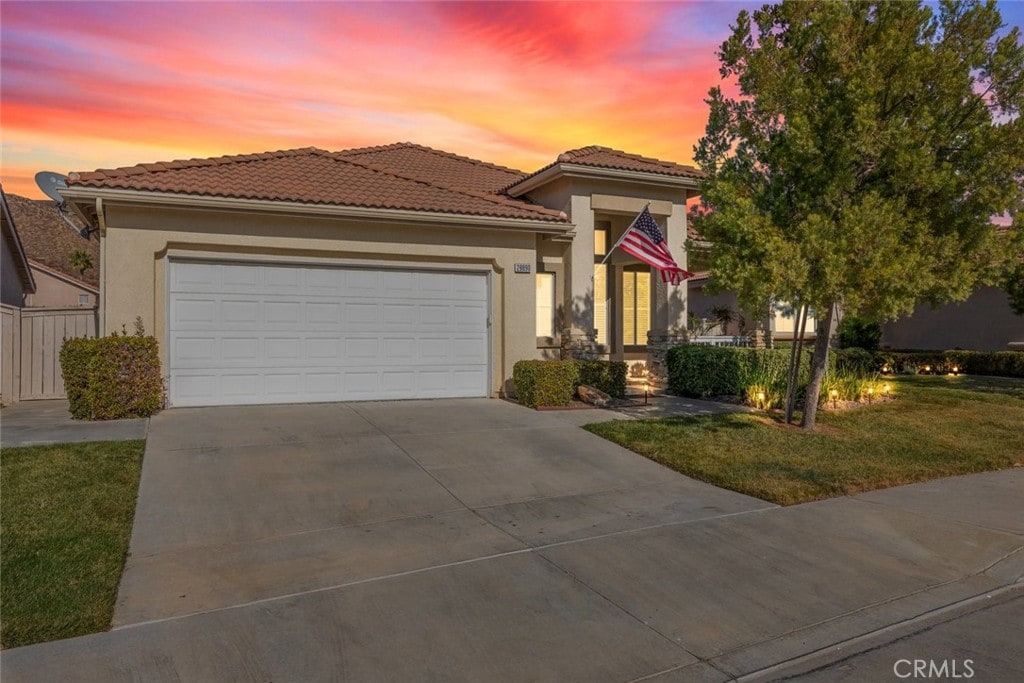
xmin=2 ymin=399 xmax=1022 ymax=681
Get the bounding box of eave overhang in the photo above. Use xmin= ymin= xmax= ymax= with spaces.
xmin=506 ymin=163 xmax=702 ymax=197
xmin=59 ymin=187 xmax=576 ymax=238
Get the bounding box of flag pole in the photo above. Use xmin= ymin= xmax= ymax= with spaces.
xmin=598 ymin=203 xmax=650 ymax=267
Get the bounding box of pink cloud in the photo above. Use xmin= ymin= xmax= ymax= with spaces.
xmin=1 ymin=1 xmax=749 ymax=198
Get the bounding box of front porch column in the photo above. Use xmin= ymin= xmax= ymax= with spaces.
xmin=562 ymin=195 xmax=600 ymax=359
xmin=646 ymin=203 xmax=689 ymax=387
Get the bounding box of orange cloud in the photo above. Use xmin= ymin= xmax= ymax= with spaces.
xmin=1 ymin=1 xmax=747 ymax=198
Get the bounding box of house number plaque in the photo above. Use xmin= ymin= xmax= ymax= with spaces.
xmin=514 ymin=263 xmax=532 ymax=274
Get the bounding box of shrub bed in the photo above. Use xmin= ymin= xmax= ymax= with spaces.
xmin=512 ymin=359 xmax=628 ymax=408
xmin=576 ymin=360 xmax=628 ymax=399
xmin=832 ymin=348 xmax=1024 ymax=379
xmin=885 ymin=350 xmax=1024 ymax=378
xmin=513 ymin=360 xmax=579 ymax=408
xmin=666 ymin=345 xmax=800 ymax=404
xmin=60 ymin=333 xmax=165 ymax=420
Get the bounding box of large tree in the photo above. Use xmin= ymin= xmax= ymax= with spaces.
xmin=694 ymin=0 xmax=1024 ymax=429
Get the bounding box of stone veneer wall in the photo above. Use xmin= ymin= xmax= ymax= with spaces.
xmin=646 ymin=331 xmax=688 ymax=387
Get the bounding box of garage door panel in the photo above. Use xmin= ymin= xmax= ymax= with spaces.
xmin=306 ymin=302 xmax=342 ymax=324
xmin=345 ymin=269 xmax=379 ymax=291
xmin=169 ymin=262 xmax=488 ymax=406
xmin=382 ymin=303 xmax=417 ymax=326
xmin=344 ymin=302 xmax=379 ymax=325
xmin=453 ymin=304 xmax=486 ymax=328
xmin=265 ymin=337 xmax=302 ymax=360
xmin=265 ymin=266 xmax=300 ymax=289
xmin=223 ymin=337 xmax=259 ymax=361
xmin=174 ymin=298 xmax=217 ymax=326
xmin=172 ymin=262 xmax=220 ymax=290
xmin=454 ymin=273 xmax=487 ymax=297
xmin=306 ymin=337 xmax=342 ymax=360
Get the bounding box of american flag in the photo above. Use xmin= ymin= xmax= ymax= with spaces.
xmin=618 ymin=207 xmax=693 ymax=285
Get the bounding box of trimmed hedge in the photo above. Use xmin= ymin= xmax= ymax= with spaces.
xmin=667 ymin=345 xmax=800 ymax=399
xmin=512 ymin=359 xmax=628 ymax=408
xmin=513 ymin=360 xmax=579 ymax=408
xmin=882 ymin=350 xmax=1024 ymax=378
xmin=832 ymin=348 xmax=1024 ymax=379
xmin=60 ymin=334 xmax=165 ymax=420
xmin=576 ymin=360 xmax=628 ymax=399
xmin=60 ymin=338 xmax=97 ymax=419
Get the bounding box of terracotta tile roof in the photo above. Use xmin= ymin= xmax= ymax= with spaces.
xmin=506 ymin=145 xmax=705 ymax=192
xmin=67 ymin=148 xmax=566 ymax=223
xmin=4 ymin=194 xmax=99 ymax=286
xmin=336 ymin=142 xmax=525 ymax=194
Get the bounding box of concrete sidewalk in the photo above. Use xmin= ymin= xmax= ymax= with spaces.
xmin=1 ymin=399 xmax=1020 ymax=681
xmin=1 ymin=399 xmax=148 ymax=447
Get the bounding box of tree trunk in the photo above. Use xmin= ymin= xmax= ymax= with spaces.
xmin=800 ymin=303 xmax=836 ymax=430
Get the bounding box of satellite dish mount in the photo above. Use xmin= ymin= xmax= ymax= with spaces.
xmin=34 ymin=171 xmax=95 ymax=239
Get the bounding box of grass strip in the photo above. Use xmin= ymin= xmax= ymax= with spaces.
xmin=585 ymin=376 xmax=1024 ymax=506
xmin=1 ymin=440 xmax=145 ymax=649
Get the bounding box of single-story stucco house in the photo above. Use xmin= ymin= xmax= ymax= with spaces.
xmin=57 ymin=143 xmax=702 ymax=407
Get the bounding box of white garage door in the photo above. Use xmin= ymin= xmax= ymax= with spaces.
xmin=168 ymin=261 xmax=489 ymax=407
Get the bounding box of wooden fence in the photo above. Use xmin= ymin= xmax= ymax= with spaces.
xmin=1 ymin=304 xmax=97 ymax=403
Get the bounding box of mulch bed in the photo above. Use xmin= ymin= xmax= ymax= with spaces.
xmin=503 ymin=397 xmax=644 ymax=411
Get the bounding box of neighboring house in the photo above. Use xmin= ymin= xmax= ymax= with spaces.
xmin=685 ymin=273 xmax=816 ymax=344
xmin=25 ymin=259 xmax=99 ymax=309
xmin=59 ymin=143 xmax=702 ymax=407
xmin=1 ymin=189 xmax=37 ymax=307
xmin=881 ymin=286 xmax=1023 ymax=351
xmin=4 ymin=193 xmax=100 ymax=307
xmin=2 ymin=189 xmax=98 ymax=404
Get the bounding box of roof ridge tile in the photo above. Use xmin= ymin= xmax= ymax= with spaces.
xmin=338 ymin=141 xmax=525 ymax=176
xmin=328 ymin=152 xmax=564 ymax=220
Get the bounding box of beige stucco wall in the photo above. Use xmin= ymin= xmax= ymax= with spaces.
xmin=28 ymin=267 xmax=95 ymax=309
xmin=881 ymin=286 xmax=1024 ymax=351
xmin=101 ymin=204 xmax=540 ymax=397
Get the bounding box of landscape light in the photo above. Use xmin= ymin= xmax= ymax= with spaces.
xmin=867 ymin=386 xmax=874 ymax=404
xmin=829 ymin=388 xmax=839 ymax=408
xmin=883 ymin=383 xmax=891 ymax=397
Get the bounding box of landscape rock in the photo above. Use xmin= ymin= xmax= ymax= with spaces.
xmin=577 ymin=384 xmax=611 ymax=407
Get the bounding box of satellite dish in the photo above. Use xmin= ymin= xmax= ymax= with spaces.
xmin=35 ymin=171 xmax=69 ymax=205
xmin=35 ymin=172 xmax=93 ymax=239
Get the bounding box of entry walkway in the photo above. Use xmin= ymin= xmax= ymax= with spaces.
xmin=0 ymin=399 xmax=148 ymax=447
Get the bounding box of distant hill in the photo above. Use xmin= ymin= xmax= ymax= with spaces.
xmin=5 ymin=193 xmax=99 ymax=287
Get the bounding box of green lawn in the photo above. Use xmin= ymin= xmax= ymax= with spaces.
xmin=1 ymin=440 xmax=145 ymax=649
xmin=585 ymin=375 xmax=1024 ymax=506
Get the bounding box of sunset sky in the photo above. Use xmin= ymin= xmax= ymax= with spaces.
xmin=3 ymin=1 xmax=1022 ymax=199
